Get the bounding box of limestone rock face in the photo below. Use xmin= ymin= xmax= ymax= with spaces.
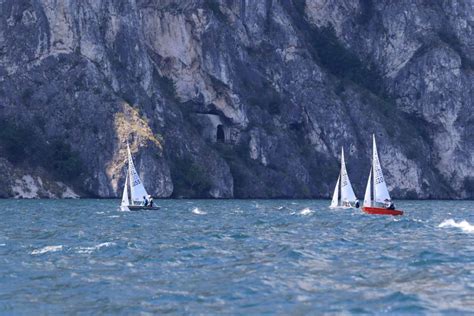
xmin=0 ymin=0 xmax=472 ymax=198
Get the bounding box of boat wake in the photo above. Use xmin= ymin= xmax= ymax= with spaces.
xmin=439 ymin=219 xmax=474 ymax=233
xmin=31 ymin=245 xmax=63 ymax=255
xmin=76 ymin=242 xmax=115 ymax=254
xmin=192 ymin=207 xmax=207 ymax=215
xmin=299 ymin=208 xmax=313 ymax=215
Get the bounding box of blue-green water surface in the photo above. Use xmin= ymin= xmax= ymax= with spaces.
xmin=0 ymin=199 xmax=473 ymax=314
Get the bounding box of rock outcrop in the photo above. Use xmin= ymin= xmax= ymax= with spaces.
xmin=0 ymin=0 xmax=472 ymax=199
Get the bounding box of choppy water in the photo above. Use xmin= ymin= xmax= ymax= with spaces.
xmin=0 ymin=199 xmax=473 ymax=314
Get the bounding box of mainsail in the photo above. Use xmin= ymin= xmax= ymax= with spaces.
xmin=121 ymin=173 xmax=130 ymax=209
xmin=127 ymin=144 xmax=149 ymax=205
xmin=372 ymin=135 xmax=391 ymax=203
xmin=330 ymin=175 xmax=340 ymax=208
xmin=363 ymin=168 xmax=372 ymax=207
xmin=340 ymin=147 xmax=357 ymax=203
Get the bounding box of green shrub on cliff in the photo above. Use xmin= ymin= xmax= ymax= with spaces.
xmin=0 ymin=120 xmax=31 ymax=162
xmin=0 ymin=119 xmax=82 ymax=180
xmin=171 ymin=157 xmax=211 ymax=197
xmin=47 ymin=140 xmax=83 ymax=179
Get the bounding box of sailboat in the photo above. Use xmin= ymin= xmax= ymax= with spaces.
xmin=120 ymin=144 xmax=159 ymax=211
xmin=330 ymin=147 xmax=359 ymax=209
xmin=362 ymin=135 xmax=403 ymax=216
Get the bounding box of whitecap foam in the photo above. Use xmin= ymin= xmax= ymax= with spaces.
xmin=192 ymin=207 xmax=207 ymax=215
xmin=31 ymin=245 xmax=63 ymax=255
xmin=299 ymin=208 xmax=313 ymax=215
xmin=439 ymin=219 xmax=474 ymax=233
xmin=76 ymin=242 xmax=115 ymax=254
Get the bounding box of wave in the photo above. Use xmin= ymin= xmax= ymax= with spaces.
xmin=31 ymin=245 xmax=63 ymax=255
xmin=299 ymin=208 xmax=313 ymax=215
xmin=76 ymin=242 xmax=115 ymax=254
xmin=192 ymin=207 xmax=207 ymax=215
xmin=439 ymin=219 xmax=474 ymax=233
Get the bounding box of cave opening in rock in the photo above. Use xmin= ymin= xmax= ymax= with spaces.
xmin=216 ymin=124 xmax=225 ymax=143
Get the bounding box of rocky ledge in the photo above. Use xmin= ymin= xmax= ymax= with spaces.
xmin=0 ymin=0 xmax=472 ymax=199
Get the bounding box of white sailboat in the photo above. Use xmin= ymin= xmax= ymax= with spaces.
xmin=362 ymin=135 xmax=403 ymax=216
xmin=329 ymin=147 xmax=359 ymax=209
xmin=120 ymin=144 xmax=159 ymax=211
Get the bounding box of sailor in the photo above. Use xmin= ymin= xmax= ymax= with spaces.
xmin=355 ymin=199 xmax=360 ymax=208
xmin=143 ymin=195 xmax=148 ymax=206
xmin=148 ymin=195 xmax=153 ymax=207
xmin=384 ymin=199 xmax=395 ymax=210
xmin=388 ymin=201 xmax=395 ymax=210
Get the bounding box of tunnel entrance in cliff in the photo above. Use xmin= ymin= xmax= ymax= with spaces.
xmin=216 ymin=125 xmax=225 ymax=143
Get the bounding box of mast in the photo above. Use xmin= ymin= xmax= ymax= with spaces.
xmin=372 ymin=135 xmax=376 ymax=205
xmin=127 ymin=143 xmax=134 ymax=205
xmin=340 ymin=146 xmax=344 ymax=204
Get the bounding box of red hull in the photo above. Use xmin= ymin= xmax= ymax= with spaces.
xmin=362 ymin=206 xmax=403 ymax=216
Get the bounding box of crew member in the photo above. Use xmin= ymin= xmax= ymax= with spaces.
xmin=384 ymin=199 xmax=395 ymax=210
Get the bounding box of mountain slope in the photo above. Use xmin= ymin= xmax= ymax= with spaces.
xmin=0 ymin=0 xmax=472 ymax=199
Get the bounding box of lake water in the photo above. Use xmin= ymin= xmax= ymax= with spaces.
xmin=0 ymin=199 xmax=473 ymax=314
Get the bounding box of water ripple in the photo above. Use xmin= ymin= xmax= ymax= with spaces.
xmin=0 ymin=199 xmax=473 ymax=314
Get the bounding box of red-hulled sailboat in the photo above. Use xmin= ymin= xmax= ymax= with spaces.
xmin=362 ymin=135 xmax=403 ymax=216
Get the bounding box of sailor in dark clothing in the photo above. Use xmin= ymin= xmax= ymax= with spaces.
xmin=384 ymin=199 xmax=395 ymax=210
xmin=143 ymin=195 xmax=148 ymax=206
xmin=355 ymin=199 xmax=360 ymax=208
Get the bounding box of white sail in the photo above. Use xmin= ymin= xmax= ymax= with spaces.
xmin=127 ymin=144 xmax=149 ymax=205
xmin=364 ymin=168 xmax=372 ymax=207
xmin=372 ymin=135 xmax=391 ymax=203
xmin=340 ymin=147 xmax=357 ymax=203
xmin=121 ymin=173 xmax=130 ymax=210
xmin=330 ymin=175 xmax=340 ymax=208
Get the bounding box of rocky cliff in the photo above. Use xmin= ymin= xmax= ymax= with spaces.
xmin=0 ymin=0 xmax=472 ymax=199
